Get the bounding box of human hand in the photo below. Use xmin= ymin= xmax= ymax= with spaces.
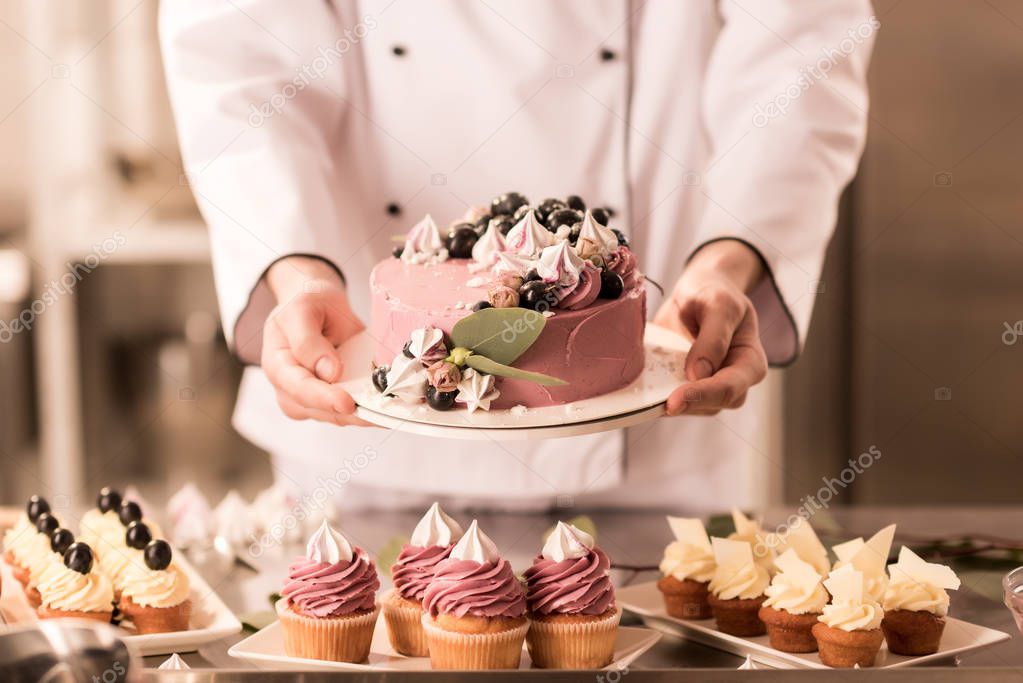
xmin=261 ymin=256 xmax=372 ymax=426
xmin=653 ymin=240 xmax=768 ymax=416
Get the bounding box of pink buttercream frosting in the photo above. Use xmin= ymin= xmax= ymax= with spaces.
xmin=605 ymin=247 xmax=640 ymax=288
xmin=281 ymin=551 xmax=380 ymax=617
xmin=392 ymin=543 xmax=453 ymax=602
xmin=523 ymin=547 xmax=616 ymax=616
xmin=422 ymin=558 xmax=526 ymax=619
xmin=558 ymin=262 xmax=602 ymax=310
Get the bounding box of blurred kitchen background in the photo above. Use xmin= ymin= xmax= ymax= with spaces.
xmin=0 ymin=0 xmax=1020 ymax=510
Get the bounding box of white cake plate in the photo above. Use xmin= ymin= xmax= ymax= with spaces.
xmin=338 ymin=322 xmax=689 ymax=440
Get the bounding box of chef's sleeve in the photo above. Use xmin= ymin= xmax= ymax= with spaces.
xmin=694 ymin=0 xmax=876 ymax=365
xmin=159 ymin=0 xmax=357 ymax=363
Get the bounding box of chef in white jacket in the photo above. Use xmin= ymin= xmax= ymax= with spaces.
xmin=159 ymin=1 xmax=875 ymax=512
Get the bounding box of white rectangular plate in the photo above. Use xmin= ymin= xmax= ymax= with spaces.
xmin=617 ymin=581 xmax=1011 ymax=669
xmin=1 ymin=552 xmax=241 ymax=656
xmin=228 ymin=616 xmax=660 ymax=671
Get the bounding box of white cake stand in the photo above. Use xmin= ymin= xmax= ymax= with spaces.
xmin=337 ymin=323 xmax=689 ymax=440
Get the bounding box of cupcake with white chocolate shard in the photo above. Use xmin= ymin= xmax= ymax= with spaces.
xmin=881 ymin=547 xmax=960 ymax=655
xmin=707 ymin=537 xmax=770 ymax=636
xmin=812 ymin=565 xmax=885 ymax=668
xmin=657 ymin=517 xmax=715 ymax=619
xmin=831 ymin=524 xmax=896 ymax=603
xmin=383 ymin=502 xmax=463 ymax=656
xmin=758 ymin=549 xmax=829 ymax=652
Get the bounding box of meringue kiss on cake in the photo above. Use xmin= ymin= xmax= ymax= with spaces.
xmin=523 ymin=521 xmax=620 ymax=669
xmin=371 ymin=193 xmax=646 ymax=412
xmin=383 ymin=502 xmax=464 ymax=657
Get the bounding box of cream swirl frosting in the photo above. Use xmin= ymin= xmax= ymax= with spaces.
xmin=122 ymin=563 xmax=191 ymax=609
xmin=659 ymin=517 xmax=715 ymax=584
xmin=763 ymin=549 xmax=829 ymax=615
xmin=99 ymin=546 xmax=144 ymax=589
xmin=38 ymin=563 xmax=114 ymax=613
xmin=3 ymin=514 xmax=32 ymax=556
xmin=708 ymin=537 xmax=770 ymax=600
xmin=882 ymin=546 xmax=960 ymax=615
xmin=23 ymin=532 xmax=59 ymax=585
xmin=79 ymin=509 xmax=122 ymax=549
xmin=819 ymin=564 xmax=883 ymax=631
xmin=505 ymin=210 xmax=554 ymax=258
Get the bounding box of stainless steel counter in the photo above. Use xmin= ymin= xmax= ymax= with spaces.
xmin=141 ymin=505 xmax=1023 ymax=678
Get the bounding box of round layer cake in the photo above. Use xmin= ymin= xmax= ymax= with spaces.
xmin=370 ymin=258 xmax=646 ymax=408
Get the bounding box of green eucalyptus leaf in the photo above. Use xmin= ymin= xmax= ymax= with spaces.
xmin=466 ymin=354 xmax=566 ymax=386
xmin=451 ymin=307 xmax=547 ymax=365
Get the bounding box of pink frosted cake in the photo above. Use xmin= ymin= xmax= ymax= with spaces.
xmin=369 ymin=192 xmax=646 ymax=412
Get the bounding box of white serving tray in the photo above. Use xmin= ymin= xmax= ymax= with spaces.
xmin=338 ymin=322 xmax=689 ymax=440
xmin=617 ymin=580 xmax=1011 ymax=669
xmin=0 ymin=551 xmax=241 ymax=656
xmin=228 ymin=613 xmax=661 ymax=671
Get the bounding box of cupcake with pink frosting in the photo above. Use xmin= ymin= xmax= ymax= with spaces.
xmin=277 ymin=521 xmax=380 ymax=663
xmin=383 ymin=502 xmax=463 ymax=656
xmin=523 ymin=522 xmax=620 ymax=668
xmin=421 ymin=520 xmax=528 ymax=669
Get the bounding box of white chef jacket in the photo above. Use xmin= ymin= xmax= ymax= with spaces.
xmin=160 ymin=0 xmax=873 ymax=512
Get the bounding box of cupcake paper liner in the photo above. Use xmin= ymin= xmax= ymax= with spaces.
xmin=422 ymin=613 xmax=529 ymax=670
xmin=881 ymin=609 xmax=946 ymax=655
xmin=120 ymin=597 xmax=192 ymax=634
xmin=381 ymin=589 xmax=429 ymax=657
xmin=526 ymin=608 xmax=621 ymax=669
xmin=277 ymin=599 xmax=380 ymax=663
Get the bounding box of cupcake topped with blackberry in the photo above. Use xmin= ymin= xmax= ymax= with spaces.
xmin=9 ymin=510 xmax=59 ymax=590
xmin=3 ymin=495 xmax=50 ymax=564
xmin=658 ymin=516 xmax=716 ymax=620
xmin=278 ymin=521 xmax=381 ymax=663
xmin=759 ymin=549 xmax=830 ymax=653
xmin=101 ymin=521 xmax=156 ymax=598
xmin=831 ymin=524 xmax=896 ymax=603
xmin=383 ymin=502 xmax=463 ymax=656
xmin=119 ymin=539 xmax=192 ymax=634
xmin=881 ymin=547 xmax=960 ymax=655
xmin=421 ymin=520 xmax=528 ymax=670
xmin=813 ymin=564 xmax=885 ymax=667
xmin=37 ymin=542 xmax=114 ymax=623
xmin=78 ymin=487 xmax=127 ymax=550
xmin=22 ymin=521 xmax=75 ymax=607
xmin=523 ymin=522 xmax=619 ymax=669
